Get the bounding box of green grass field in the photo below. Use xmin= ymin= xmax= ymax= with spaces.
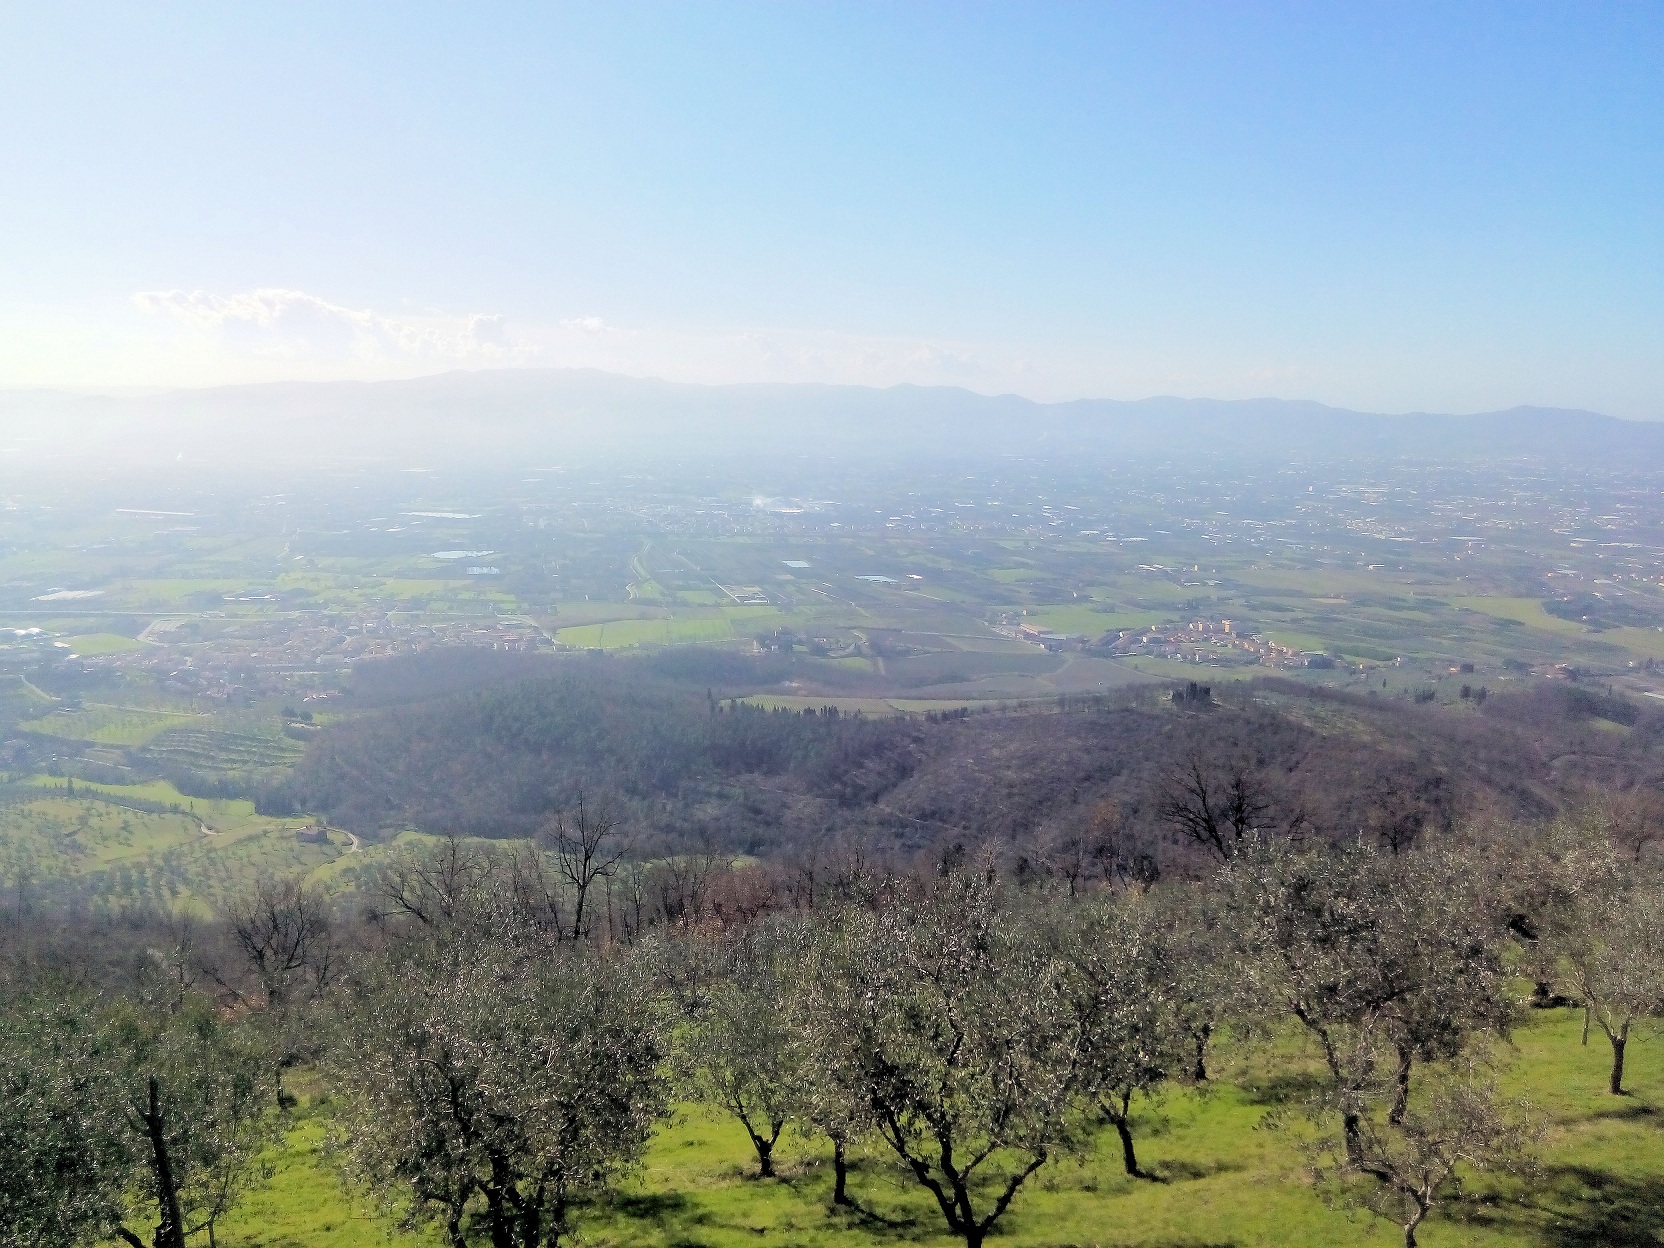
xmin=198 ymin=1009 xmax=1661 ymax=1248
xmin=558 ymin=607 xmax=787 ymax=650
xmin=64 ymin=632 xmax=149 ymax=655
xmin=1599 ymin=626 xmax=1664 ymax=660
xmin=19 ymin=703 xmax=199 ymax=745
xmin=1450 ymin=597 xmax=1590 ymax=638
xmin=559 ymin=617 xmax=737 ymax=648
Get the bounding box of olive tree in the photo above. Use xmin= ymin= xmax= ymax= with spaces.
xmin=1062 ymin=892 xmax=1187 ymax=1178
xmin=823 ymin=872 xmax=1088 ymax=1248
xmin=1148 ymin=883 xmax=1245 ymax=1083
xmin=1544 ymin=848 xmax=1664 ymax=1094
xmin=1377 ymin=846 xmax=1515 ymax=1123
xmin=1225 ymin=838 xmax=1512 ymax=1167
xmin=792 ymin=913 xmax=880 ymax=1206
xmin=0 ymin=990 xmax=130 ymax=1248
xmin=1317 ymin=1056 xmax=1537 ymax=1248
xmin=329 ymin=937 xmax=667 ymax=1248
xmin=107 ymin=991 xmax=277 ymax=1248
xmin=682 ymin=917 xmax=808 ymax=1178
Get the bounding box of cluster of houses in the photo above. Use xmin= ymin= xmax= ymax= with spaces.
xmin=74 ymin=611 xmax=553 ymax=704
xmin=1098 ymin=618 xmax=1336 ymax=668
xmin=1003 ymin=616 xmax=1336 ymax=669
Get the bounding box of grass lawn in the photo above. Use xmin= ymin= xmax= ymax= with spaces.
xmin=196 ymin=1010 xmax=1662 ymax=1248
xmin=1599 ymin=626 xmax=1664 ymax=661
xmin=1260 ymin=628 xmax=1344 ymax=654
xmin=988 ymin=567 xmax=1051 ymax=583
xmin=19 ymin=775 xmax=260 ymax=822
xmin=1117 ymin=655 xmax=1263 ymax=682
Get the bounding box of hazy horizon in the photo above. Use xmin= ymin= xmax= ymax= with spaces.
xmin=0 ymin=364 xmax=1648 ymax=428
xmin=3 ymin=5 xmax=1662 ymax=419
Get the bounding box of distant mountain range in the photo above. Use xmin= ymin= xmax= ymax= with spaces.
xmin=2 ymin=368 xmax=1658 ymax=470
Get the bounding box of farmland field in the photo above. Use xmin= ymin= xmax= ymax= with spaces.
xmin=19 ymin=703 xmax=199 ymax=745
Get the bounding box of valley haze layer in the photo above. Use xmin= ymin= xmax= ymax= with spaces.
xmin=2 ymin=369 xmax=1655 ymax=471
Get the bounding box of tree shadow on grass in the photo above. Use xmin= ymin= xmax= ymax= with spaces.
xmin=1568 ymin=1098 xmax=1658 ymax=1126
xmin=1237 ymin=1069 xmax=1327 ymax=1108
xmin=1448 ymin=1165 xmax=1664 ymax=1247
xmin=606 ymin=1190 xmax=700 ymax=1225
xmin=823 ymin=1196 xmax=928 ymax=1236
xmin=1148 ymin=1156 xmax=1247 ymax=1183
xmin=774 ymin=1155 xmax=932 ymax=1238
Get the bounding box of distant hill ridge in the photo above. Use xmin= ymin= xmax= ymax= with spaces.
xmin=0 ymin=368 xmax=1654 ymax=467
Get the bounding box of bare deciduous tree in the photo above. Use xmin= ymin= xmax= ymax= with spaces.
xmin=544 ymin=793 xmax=630 ymax=943
xmin=369 ymin=836 xmax=495 ymax=931
xmin=211 ymin=874 xmax=336 ymax=1105
xmin=1158 ymin=757 xmax=1276 ymax=862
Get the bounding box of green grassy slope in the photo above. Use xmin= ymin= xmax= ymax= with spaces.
xmin=0 ymin=779 xmax=341 ymax=911
xmin=205 ymin=1010 xmax=1661 ymax=1248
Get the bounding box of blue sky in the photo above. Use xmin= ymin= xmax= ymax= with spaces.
xmin=1 ymin=3 xmax=1660 ymax=415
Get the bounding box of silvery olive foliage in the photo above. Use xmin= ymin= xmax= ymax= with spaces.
xmin=0 ymin=990 xmax=129 ymax=1248
xmin=1061 ymin=890 xmax=1195 ymax=1179
xmin=809 ymin=871 xmax=1088 ymax=1248
xmin=1 ymin=982 xmax=274 ymax=1248
xmin=789 ymin=915 xmax=883 ymax=1207
xmin=681 ymin=916 xmax=810 ymax=1178
xmin=1225 ymin=837 xmax=1533 ymax=1248
xmin=112 ymin=991 xmax=278 ymax=1248
xmin=1312 ymin=1053 xmax=1539 ymax=1248
xmin=328 ymin=935 xmax=667 ymax=1248
xmin=1527 ymin=820 xmax=1664 ymax=1094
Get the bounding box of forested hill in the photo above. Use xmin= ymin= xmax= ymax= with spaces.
xmin=276 ymin=653 xmax=1664 ymax=859
xmin=279 ymin=662 xmax=923 ymax=844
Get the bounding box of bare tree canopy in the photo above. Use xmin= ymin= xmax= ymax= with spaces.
xmin=1158 ymin=757 xmax=1278 ymax=862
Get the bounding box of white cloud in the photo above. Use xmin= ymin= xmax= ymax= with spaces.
xmin=132 ymin=287 xmax=525 ymax=365
xmin=0 ymin=286 xmax=1280 ymax=403
xmin=126 ymin=289 xmax=1018 ymax=390
xmin=558 ymin=315 xmax=620 ymax=335
xmin=464 ymin=313 xmax=509 ymax=349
